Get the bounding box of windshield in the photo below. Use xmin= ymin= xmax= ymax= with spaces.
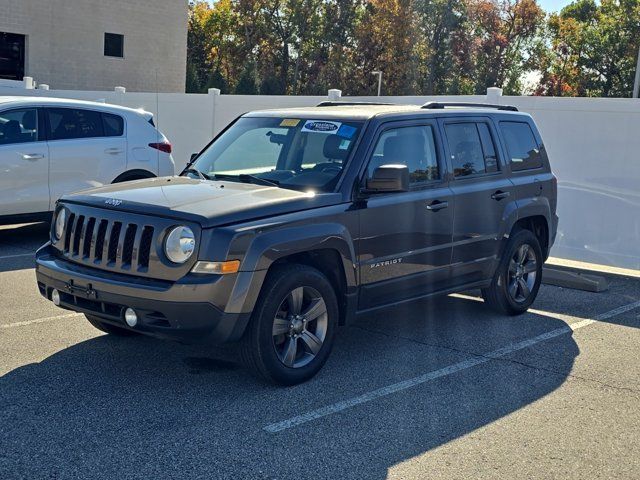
xmin=187 ymin=117 xmax=364 ymax=191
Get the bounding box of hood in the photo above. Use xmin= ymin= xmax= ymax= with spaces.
xmin=62 ymin=177 xmax=343 ymax=228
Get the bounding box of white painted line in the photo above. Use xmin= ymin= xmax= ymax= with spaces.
xmin=264 ymin=300 xmax=640 ymax=433
xmin=0 ymin=252 xmax=35 ymax=260
xmin=0 ymin=312 xmax=82 ymax=329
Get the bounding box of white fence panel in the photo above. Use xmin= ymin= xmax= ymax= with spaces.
xmin=0 ymin=85 xmax=638 ymax=270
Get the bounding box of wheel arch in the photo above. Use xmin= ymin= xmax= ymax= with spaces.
xmin=226 ymin=223 xmax=357 ymax=325
xmin=112 ymin=169 xmax=156 ymax=183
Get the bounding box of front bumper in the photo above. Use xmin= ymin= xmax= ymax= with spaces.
xmin=35 ymin=244 xmax=251 ymax=343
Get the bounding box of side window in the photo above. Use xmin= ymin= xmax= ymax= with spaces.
xmin=444 ymin=123 xmax=491 ymax=177
xmin=102 ymin=113 xmax=124 ymax=137
xmin=0 ymin=108 xmax=38 ymax=145
xmin=367 ymin=125 xmax=439 ymax=184
xmin=47 ymin=108 xmax=105 ymax=140
xmin=500 ymin=121 xmax=542 ymax=171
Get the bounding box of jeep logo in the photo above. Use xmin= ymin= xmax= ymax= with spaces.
xmin=104 ymin=198 xmax=122 ymax=207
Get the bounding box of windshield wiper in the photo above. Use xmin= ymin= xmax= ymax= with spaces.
xmin=183 ymin=167 xmax=212 ymax=180
xmin=214 ymin=173 xmax=279 ymax=187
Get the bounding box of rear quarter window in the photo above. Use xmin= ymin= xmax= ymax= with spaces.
xmin=102 ymin=113 xmax=124 ymax=137
xmin=500 ymin=121 xmax=543 ymax=172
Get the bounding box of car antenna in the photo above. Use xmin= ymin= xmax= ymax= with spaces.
xmin=155 ymin=69 xmax=160 ymax=175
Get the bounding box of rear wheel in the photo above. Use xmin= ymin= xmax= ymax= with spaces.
xmin=85 ymin=315 xmax=138 ymax=336
xmin=482 ymin=229 xmax=543 ymax=315
xmin=240 ymin=264 xmax=338 ymax=385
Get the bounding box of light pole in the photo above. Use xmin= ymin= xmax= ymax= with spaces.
xmin=372 ymin=70 xmax=382 ymax=96
xmin=633 ymin=44 xmax=640 ymax=98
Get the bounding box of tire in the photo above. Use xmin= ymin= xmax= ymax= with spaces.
xmin=482 ymin=228 xmax=543 ymax=315
xmin=85 ymin=315 xmax=138 ymax=336
xmin=240 ymin=264 xmax=339 ymax=386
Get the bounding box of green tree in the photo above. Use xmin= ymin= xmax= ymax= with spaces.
xmin=538 ymin=0 xmax=640 ymax=97
xmin=235 ymin=62 xmax=259 ymax=93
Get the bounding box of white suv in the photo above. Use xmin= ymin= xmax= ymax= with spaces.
xmin=0 ymin=96 xmax=175 ymax=222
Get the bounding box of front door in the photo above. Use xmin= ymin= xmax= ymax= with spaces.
xmin=356 ymin=121 xmax=455 ymax=310
xmin=440 ymin=117 xmax=514 ymax=284
xmin=0 ymin=107 xmax=50 ymax=216
xmin=46 ymin=107 xmax=127 ymax=207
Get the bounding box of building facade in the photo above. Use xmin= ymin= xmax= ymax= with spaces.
xmin=0 ymin=0 xmax=188 ymax=92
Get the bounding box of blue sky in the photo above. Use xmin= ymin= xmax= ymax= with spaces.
xmin=538 ymin=0 xmax=573 ymax=12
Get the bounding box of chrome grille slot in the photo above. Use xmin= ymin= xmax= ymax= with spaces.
xmin=72 ymin=215 xmax=85 ymax=256
xmin=63 ymin=213 xmax=75 ymax=253
xmin=52 ymin=204 xmax=198 ymax=281
xmin=82 ymin=217 xmax=96 ymax=259
xmin=93 ymin=220 xmax=108 ymax=263
xmin=138 ymin=226 xmax=154 ymax=269
xmin=121 ymin=224 xmax=137 ymax=268
xmin=107 ymin=222 xmax=122 ymax=264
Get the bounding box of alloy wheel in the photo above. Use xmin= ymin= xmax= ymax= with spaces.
xmin=272 ymin=286 xmax=328 ymax=368
xmin=507 ymin=243 xmax=538 ymax=303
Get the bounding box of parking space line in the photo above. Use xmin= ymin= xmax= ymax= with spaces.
xmin=0 ymin=313 xmax=82 ymax=329
xmin=0 ymin=252 xmax=35 ymax=260
xmin=263 ymin=300 xmax=640 ymax=433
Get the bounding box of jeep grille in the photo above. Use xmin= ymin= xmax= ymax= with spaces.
xmin=52 ymin=204 xmax=200 ymax=280
xmin=61 ymin=213 xmax=153 ymax=271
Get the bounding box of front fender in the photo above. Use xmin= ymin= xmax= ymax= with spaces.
xmin=224 ymin=223 xmax=357 ymax=314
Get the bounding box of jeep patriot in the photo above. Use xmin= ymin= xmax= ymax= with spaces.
xmin=36 ymin=101 xmax=558 ymax=385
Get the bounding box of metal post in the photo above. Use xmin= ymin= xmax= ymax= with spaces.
xmin=328 ymin=89 xmax=342 ymax=101
xmin=372 ymin=71 xmax=382 ymax=96
xmin=633 ymin=44 xmax=640 ymax=98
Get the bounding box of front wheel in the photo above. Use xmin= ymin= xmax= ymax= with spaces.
xmin=240 ymin=264 xmax=338 ymax=385
xmin=482 ymin=229 xmax=543 ymax=315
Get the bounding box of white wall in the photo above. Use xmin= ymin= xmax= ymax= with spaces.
xmin=1 ymin=85 xmax=638 ymax=270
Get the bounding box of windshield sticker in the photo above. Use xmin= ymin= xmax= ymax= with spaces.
xmin=337 ymin=124 xmax=357 ymax=139
xmin=279 ymin=118 xmax=300 ymax=127
xmin=338 ymin=139 xmax=351 ymax=150
xmin=301 ymin=120 xmax=342 ymax=134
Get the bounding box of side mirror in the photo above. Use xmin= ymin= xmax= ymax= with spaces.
xmin=364 ymin=164 xmax=409 ymax=193
xmin=190 ymin=153 xmax=199 ymax=163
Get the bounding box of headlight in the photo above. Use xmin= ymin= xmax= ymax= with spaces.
xmin=164 ymin=226 xmax=195 ymax=264
xmin=54 ymin=207 xmax=67 ymax=241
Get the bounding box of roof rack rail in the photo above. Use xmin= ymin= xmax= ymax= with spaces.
xmin=316 ymin=101 xmax=396 ymax=107
xmin=421 ymin=101 xmax=518 ymax=112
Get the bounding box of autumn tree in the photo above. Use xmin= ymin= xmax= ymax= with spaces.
xmin=538 ymin=0 xmax=640 ymax=97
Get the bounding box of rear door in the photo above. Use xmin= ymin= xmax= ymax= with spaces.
xmin=46 ymin=107 xmax=127 ymax=207
xmin=0 ymin=107 xmax=50 ymax=216
xmin=356 ymin=120 xmax=455 ymax=310
xmin=440 ymin=116 xmax=514 ymax=284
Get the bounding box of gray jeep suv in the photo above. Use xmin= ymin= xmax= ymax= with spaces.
xmin=36 ymin=101 xmax=558 ymax=385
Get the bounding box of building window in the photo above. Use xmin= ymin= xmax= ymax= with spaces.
xmin=0 ymin=32 xmax=26 ymax=80
xmin=104 ymin=33 xmax=124 ymax=58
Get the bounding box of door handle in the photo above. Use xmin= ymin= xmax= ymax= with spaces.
xmin=491 ymin=190 xmax=510 ymax=201
xmin=21 ymin=153 xmax=45 ymax=161
xmin=104 ymin=148 xmax=123 ymax=154
xmin=426 ymin=200 xmax=449 ymax=211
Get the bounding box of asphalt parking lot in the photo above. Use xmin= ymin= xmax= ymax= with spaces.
xmin=1 ymin=222 xmax=639 ymax=479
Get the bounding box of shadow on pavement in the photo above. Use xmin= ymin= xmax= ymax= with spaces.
xmin=0 ymin=293 xmax=589 ymax=479
xmin=0 ymin=222 xmax=49 ymax=273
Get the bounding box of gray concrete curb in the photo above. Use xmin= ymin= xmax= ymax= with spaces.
xmin=542 ymin=267 xmax=609 ymax=293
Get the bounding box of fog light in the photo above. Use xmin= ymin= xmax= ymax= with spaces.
xmin=124 ymin=308 xmax=138 ymax=327
xmin=51 ymin=289 xmax=60 ymax=306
